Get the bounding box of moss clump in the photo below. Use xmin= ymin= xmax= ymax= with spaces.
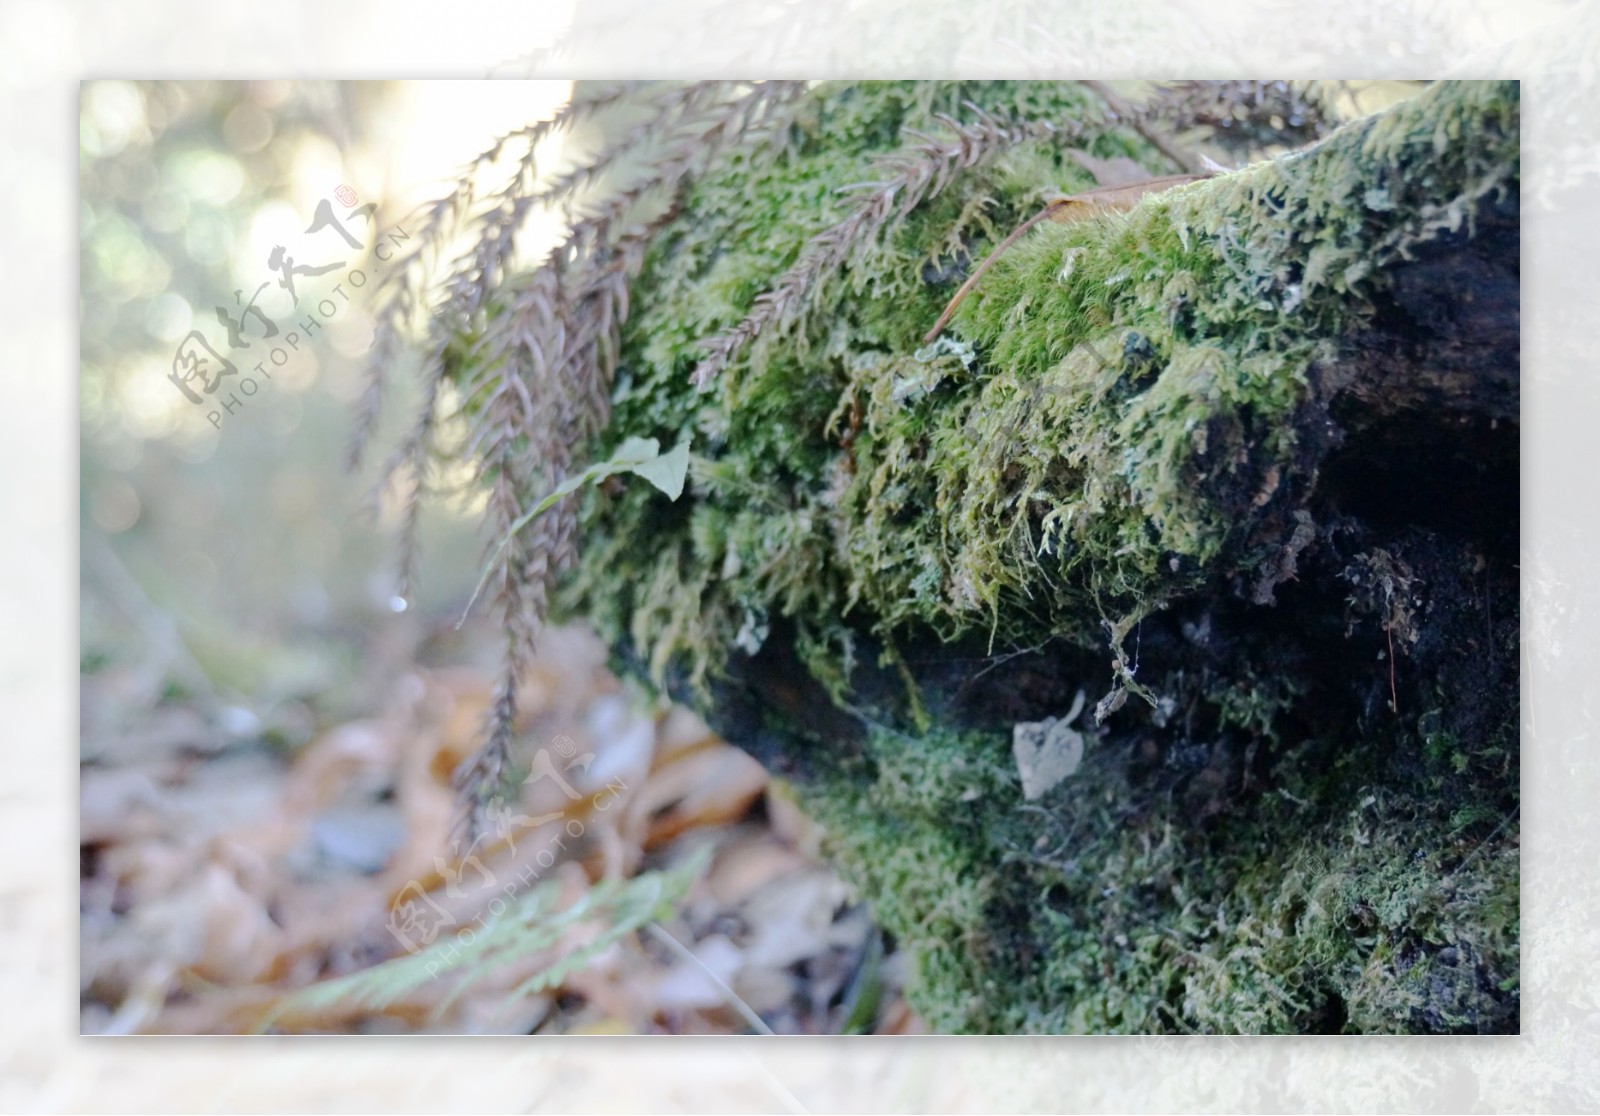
xmin=568 ymin=80 xmax=1183 ymax=690
xmin=560 ymin=80 xmax=1521 ymax=1032
xmin=804 ymin=710 xmax=1517 ymax=1033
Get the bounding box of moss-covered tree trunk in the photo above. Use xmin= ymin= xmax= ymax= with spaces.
xmin=559 ymin=80 xmax=1519 ymax=1033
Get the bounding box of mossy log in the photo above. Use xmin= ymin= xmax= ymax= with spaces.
xmin=565 ymin=80 xmax=1520 ymax=1033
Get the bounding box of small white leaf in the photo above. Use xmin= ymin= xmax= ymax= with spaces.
xmin=1013 ymin=718 xmax=1084 ymax=801
xmin=627 ymin=438 xmax=690 ymax=500
xmin=457 ymin=435 xmax=692 ymax=627
xmin=609 ymin=435 xmax=662 ymax=465
xmin=1012 ymin=691 xmax=1088 ymax=801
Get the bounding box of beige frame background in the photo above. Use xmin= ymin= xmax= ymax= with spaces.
xmin=10 ymin=0 xmax=1593 ymax=1108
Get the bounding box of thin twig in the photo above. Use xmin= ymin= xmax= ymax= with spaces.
xmin=1386 ymin=620 xmax=1398 ymax=715
xmin=644 ymin=921 xmax=776 ymax=1035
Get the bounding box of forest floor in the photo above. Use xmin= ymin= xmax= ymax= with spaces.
xmin=80 ymin=622 xmax=917 ymax=1035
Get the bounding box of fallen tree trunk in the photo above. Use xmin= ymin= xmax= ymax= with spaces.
xmin=555 ymin=79 xmax=1520 ymax=1033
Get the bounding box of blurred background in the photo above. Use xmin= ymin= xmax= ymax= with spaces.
xmin=79 ymin=80 xmax=917 ymax=1035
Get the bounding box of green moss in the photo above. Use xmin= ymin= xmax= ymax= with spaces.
xmin=558 ymin=80 xmax=1521 ymax=1033
xmin=571 ymin=80 xmax=1517 ymax=692
xmin=567 ymin=80 xmax=1170 ymax=688
xmin=803 ymin=717 xmax=1518 ymax=1034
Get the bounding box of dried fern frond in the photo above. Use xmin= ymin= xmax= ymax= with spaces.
xmin=347 ymin=80 xmax=646 ymax=473
xmin=456 ymin=86 xmax=810 ymax=831
xmin=687 ymin=94 xmax=1156 ymax=390
xmin=357 ymin=80 xmax=809 ymax=836
xmin=354 ymin=82 xmax=659 ymax=605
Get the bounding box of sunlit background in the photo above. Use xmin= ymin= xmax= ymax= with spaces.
xmin=81 ymin=81 xmax=574 ymax=654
